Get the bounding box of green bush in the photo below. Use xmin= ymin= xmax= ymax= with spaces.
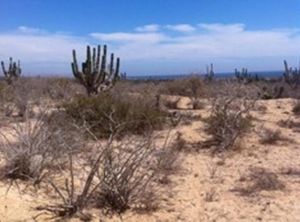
xmin=63 ymin=93 xmax=167 ymax=138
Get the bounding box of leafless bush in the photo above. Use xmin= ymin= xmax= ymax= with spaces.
xmin=233 ymin=167 xmax=285 ymax=196
xmin=206 ymin=162 xmax=219 ymax=180
xmin=204 ymin=91 xmax=254 ymax=152
xmin=93 ymin=136 xmax=157 ymax=213
xmin=93 ymin=133 xmax=179 ymax=214
xmin=37 ymin=130 xmax=179 ymax=218
xmin=204 ymin=188 xmax=217 ymax=202
xmin=0 ymin=109 xmax=81 ymax=185
xmin=257 ymin=127 xmax=284 ymax=144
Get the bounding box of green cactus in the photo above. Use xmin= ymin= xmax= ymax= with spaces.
xmin=205 ymin=63 xmax=214 ymax=82
xmin=71 ymin=45 xmax=120 ymax=96
xmin=235 ymin=68 xmax=259 ymax=84
xmin=283 ymin=60 xmax=300 ymax=89
xmin=1 ymin=57 xmax=21 ymax=85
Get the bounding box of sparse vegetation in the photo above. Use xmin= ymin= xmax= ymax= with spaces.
xmin=233 ymin=167 xmax=285 ymax=196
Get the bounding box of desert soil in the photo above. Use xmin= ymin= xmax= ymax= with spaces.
xmin=1 ymin=98 xmax=300 ymax=222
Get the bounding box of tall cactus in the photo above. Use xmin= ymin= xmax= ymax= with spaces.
xmin=205 ymin=63 xmax=214 ymax=82
xmin=1 ymin=57 xmax=21 ymax=84
xmin=71 ymin=45 xmax=120 ymax=96
xmin=283 ymin=60 xmax=300 ymax=89
xmin=235 ymin=68 xmax=259 ymax=84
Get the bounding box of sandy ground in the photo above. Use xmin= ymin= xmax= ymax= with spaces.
xmin=1 ymin=98 xmax=300 ymax=221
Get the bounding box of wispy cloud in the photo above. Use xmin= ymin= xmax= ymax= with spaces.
xmin=198 ymin=23 xmax=245 ymax=33
xmin=17 ymin=26 xmax=46 ymax=34
xmin=1 ymin=23 xmax=300 ymax=75
xmin=165 ymin=24 xmax=196 ymax=32
xmin=90 ymin=32 xmax=166 ymax=43
xmin=135 ymin=24 xmax=160 ymax=32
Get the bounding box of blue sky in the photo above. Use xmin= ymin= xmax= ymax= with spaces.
xmin=1 ymin=0 xmax=300 ymax=75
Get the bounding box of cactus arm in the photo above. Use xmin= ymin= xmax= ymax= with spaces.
xmin=1 ymin=61 xmax=7 ymax=76
xmin=92 ymin=47 xmax=96 ymax=73
xmin=100 ymin=45 xmax=107 ymax=74
xmin=109 ymin=53 xmax=114 ymax=76
xmin=72 ymin=49 xmax=80 ymax=74
xmin=95 ymin=45 xmax=101 ymax=73
xmin=114 ymin=58 xmax=120 ymax=79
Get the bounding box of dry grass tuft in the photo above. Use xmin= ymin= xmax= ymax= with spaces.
xmin=233 ymin=167 xmax=285 ymax=196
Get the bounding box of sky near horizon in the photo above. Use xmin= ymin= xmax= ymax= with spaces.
xmin=1 ymin=0 xmax=300 ymax=75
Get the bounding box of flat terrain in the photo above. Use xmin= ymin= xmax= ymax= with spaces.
xmin=1 ymin=98 xmax=300 ymax=221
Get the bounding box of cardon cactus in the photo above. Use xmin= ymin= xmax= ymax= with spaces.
xmin=235 ymin=68 xmax=259 ymax=84
xmin=283 ymin=60 xmax=300 ymax=89
xmin=1 ymin=57 xmax=21 ymax=84
xmin=205 ymin=63 xmax=214 ymax=82
xmin=71 ymin=45 xmax=120 ymax=96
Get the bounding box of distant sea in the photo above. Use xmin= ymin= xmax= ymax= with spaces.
xmin=128 ymin=70 xmax=283 ymax=81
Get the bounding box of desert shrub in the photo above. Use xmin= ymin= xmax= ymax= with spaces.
xmin=46 ymin=77 xmax=75 ymax=100
xmin=204 ymin=96 xmax=254 ymax=152
xmin=292 ymin=100 xmax=300 ymax=115
xmin=257 ymin=84 xmax=285 ymax=100
xmin=233 ymin=167 xmax=285 ymax=196
xmin=159 ymin=76 xmax=204 ymax=97
xmin=94 ymin=136 xmax=158 ymax=213
xmin=258 ymin=128 xmax=283 ymax=144
xmin=63 ymin=92 xmax=167 ymax=138
xmin=0 ymin=110 xmax=82 ymax=185
xmin=37 ymin=132 xmax=178 ymax=218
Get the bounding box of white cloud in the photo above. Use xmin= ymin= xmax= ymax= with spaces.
xmin=17 ymin=26 xmax=46 ymax=34
xmin=90 ymin=32 xmax=167 ymax=43
xmin=198 ymin=23 xmax=245 ymax=33
xmin=135 ymin=24 xmax=160 ymax=32
xmin=165 ymin=24 xmax=196 ymax=32
xmin=1 ymin=24 xmax=300 ymax=75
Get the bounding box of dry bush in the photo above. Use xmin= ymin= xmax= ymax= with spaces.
xmin=257 ymin=128 xmax=284 ymax=144
xmin=64 ymin=92 xmax=167 ymax=138
xmin=37 ymin=131 xmax=179 ymax=219
xmin=94 ymin=135 xmax=159 ymax=213
xmin=204 ymin=95 xmax=254 ymax=153
xmin=0 ymin=109 xmax=82 ymax=185
xmin=204 ymin=188 xmax=217 ymax=202
xmin=159 ymin=76 xmax=204 ymax=98
xmin=292 ymin=100 xmax=300 ymax=115
xmin=94 ymin=132 xmax=180 ymax=213
xmin=46 ymin=78 xmax=74 ymax=100
xmin=233 ymin=167 xmax=285 ymax=196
